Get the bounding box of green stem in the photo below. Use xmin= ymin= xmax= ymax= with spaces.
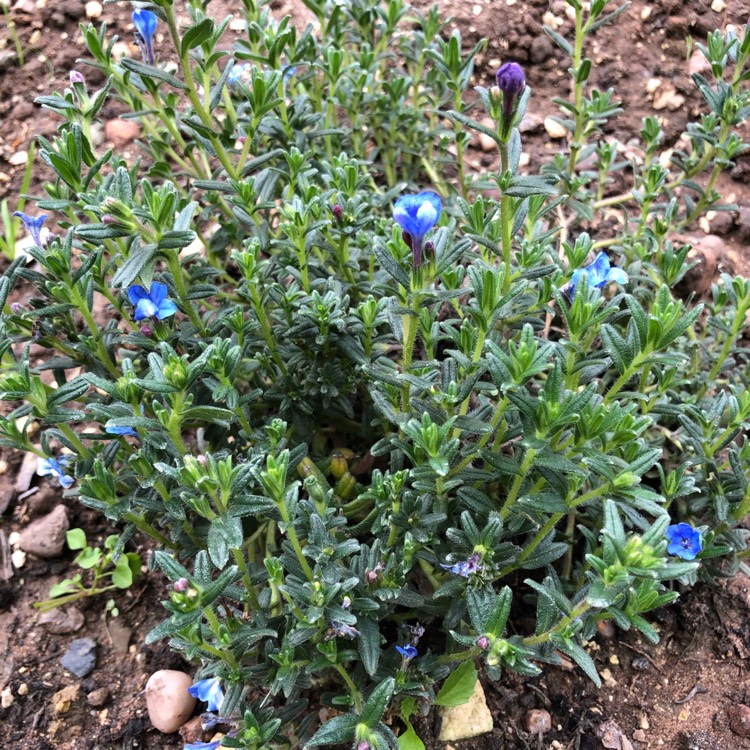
xmin=166 ymin=252 xmax=206 ymax=334
xmin=500 ymin=447 xmax=537 ymax=519
xmin=335 ymin=663 xmax=363 ymax=712
xmin=523 ymin=600 xmax=591 ymax=647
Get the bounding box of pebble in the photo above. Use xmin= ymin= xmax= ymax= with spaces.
xmin=146 ymin=670 xmax=197 ymax=734
xmin=85 ymin=0 xmax=102 ymax=18
xmin=689 ymin=49 xmax=711 ymax=77
xmin=438 ymin=681 xmax=493 ymax=741
xmin=653 ymin=87 xmax=685 ymax=111
xmin=52 ymin=683 xmax=80 ymax=716
xmin=479 ymin=133 xmax=496 ymax=152
xmin=18 ymin=504 xmax=69 ymax=558
xmin=736 ymin=205 xmax=750 ymax=244
xmin=61 ymin=637 xmax=97 ymax=678
xmin=728 ymin=704 xmax=750 ymax=737
xmin=525 ymin=708 xmax=552 ymax=734
xmin=108 ymin=618 xmax=132 ymax=653
xmin=711 ymin=0 xmax=726 ymax=11
xmin=16 ymin=451 xmax=39 ymax=493
xmin=105 ymin=119 xmax=141 ymax=147
xmin=633 ymin=729 xmax=647 ymax=742
xmin=544 ymin=117 xmax=567 ymax=139
xmin=1 ymin=687 xmax=13 ymax=708
xmin=17 ymin=683 xmax=28 ymax=697
xmin=9 ymin=151 xmax=29 ymax=167
xmin=38 ymin=605 xmax=85 ymax=635
xmin=86 ymin=687 xmax=109 ymax=708
xmin=11 ymin=549 xmax=26 ymax=569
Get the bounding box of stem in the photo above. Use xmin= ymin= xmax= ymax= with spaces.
xmin=499 ymin=144 xmax=513 ymax=294
xmin=400 ymin=292 xmax=421 ymax=413
xmin=335 ymin=663 xmax=363 ymax=712
xmin=166 ymin=252 xmax=206 ymax=334
xmin=500 ymin=447 xmax=537 ymax=519
xmin=523 ymin=600 xmax=591 ymax=647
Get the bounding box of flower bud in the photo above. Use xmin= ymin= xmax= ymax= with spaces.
xmin=10 ymin=303 xmax=24 ymax=314
xmin=173 ymin=577 xmax=189 ymax=592
xmin=476 ymin=636 xmax=490 ymax=650
xmin=139 ymin=324 xmax=152 ymax=336
xmin=495 ymin=62 xmax=526 ymax=97
xmin=332 ymin=204 xmax=344 ymax=222
xmin=69 ymin=70 xmax=86 ymax=85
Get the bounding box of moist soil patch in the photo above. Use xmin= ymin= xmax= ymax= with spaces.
xmin=2 ymin=1 xmax=750 ymax=748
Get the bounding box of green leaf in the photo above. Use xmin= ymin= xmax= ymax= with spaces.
xmin=360 ymin=677 xmax=395 ymax=728
xmin=304 ymin=715 xmax=358 ymax=748
xmin=66 ymin=528 xmax=87 ymax=550
xmin=181 ymin=18 xmax=215 ymax=56
xmin=399 ymin=723 xmax=426 ymax=750
xmin=111 ymin=555 xmax=135 ymax=588
xmin=75 ymin=547 xmax=102 ymax=570
xmin=49 ymin=578 xmax=79 ymax=598
xmin=120 ymin=58 xmax=187 ymax=90
xmin=434 ymin=660 xmax=477 ymax=707
xmin=357 ymin=617 xmax=381 ymax=676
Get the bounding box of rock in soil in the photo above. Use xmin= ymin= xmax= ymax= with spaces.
xmin=52 ymin=683 xmax=80 ymax=717
xmin=525 ymin=708 xmax=552 ymax=734
xmin=86 ymin=687 xmax=109 ymax=708
xmin=60 ymin=637 xmax=97 ymax=678
xmin=107 ymin=617 xmax=132 ymax=653
xmin=438 ymin=680 xmax=493 ymax=742
xmin=38 ymin=605 xmax=85 ymax=634
xmin=146 ymin=670 xmax=197 ymax=734
xmin=728 ymin=704 xmax=750 ymax=737
xmin=105 ymin=118 xmax=141 ymax=147
xmin=18 ymin=504 xmax=69 ymax=558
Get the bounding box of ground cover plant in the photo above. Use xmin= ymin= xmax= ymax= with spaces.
xmin=2 ymin=0 xmax=750 ymax=748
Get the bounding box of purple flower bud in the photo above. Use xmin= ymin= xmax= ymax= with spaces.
xmin=342 ymin=595 xmax=352 ymax=609
xmin=10 ymin=303 xmax=24 ymax=314
xmin=401 ymin=229 xmax=413 ymax=251
xmin=332 ymin=204 xmax=344 ymax=222
xmin=69 ymin=70 xmax=85 ymax=85
xmin=174 ymin=577 xmax=189 ymax=592
xmin=476 ymin=636 xmax=490 ymax=650
xmin=197 ymin=454 xmax=208 ymax=466
xmin=102 ymin=215 xmax=120 ymax=225
xmin=496 ymin=62 xmax=526 ymax=134
xmin=357 ymin=743 xmax=371 ymax=750
xmin=139 ymin=324 xmax=152 ymax=336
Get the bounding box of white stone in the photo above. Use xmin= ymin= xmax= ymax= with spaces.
xmin=11 ymin=550 xmax=26 ymax=569
xmin=146 ymin=670 xmax=197 ymax=733
xmin=85 ymin=0 xmax=102 ymax=18
xmin=711 ymin=0 xmax=726 ymax=11
xmin=641 ymin=6 xmax=651 ymax=19
xmin=544 ymin=117 xmax=567 ymax=139
xmin=1 ymin=688 xmax=13 ymax=709
xmin=9 ymin=151 xmax=28 ymax=166
xmin=438 ymin=681 xmax=493 ymax=742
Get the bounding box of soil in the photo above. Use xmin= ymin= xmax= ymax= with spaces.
xmin=2 ymin=0 xmax=750 ymax=749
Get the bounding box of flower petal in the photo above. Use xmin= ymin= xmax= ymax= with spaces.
xmin=606 ymin=267 xmax=628 ymax=286
xmin=128 ymin=285 xmax=149 ymax=305
xmin=134 ymin=298 xmax=159 ymax=321
xmin=150 ymin=282 xmax=168 ymax=304
xmin=156 ymin=299 xmax=178 ymax=320
xmin=586 ymin=252 xmax=611 ymax=287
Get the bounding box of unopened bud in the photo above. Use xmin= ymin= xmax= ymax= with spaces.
xmin=476 ymin=636 xmax=490 ymax=650
xmin=402 ymin=230 xmax=413 ymax=250
xmin=139 ymin=324 xmax=152 ymax=336
xmin=10 ymin=303 xmax=24 ymax=314
xmin=70 ymin=70 xmax=86 ymax=85
xmin=197 ymin=454 xmax=208 ymax=466
xmin=332 ymin=204 xmax=344 ymax=222
xmin=173 ymin=577 xmax=189 ymax=592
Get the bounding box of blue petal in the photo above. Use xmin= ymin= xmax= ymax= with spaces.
xmin=150 ymin=282 xmax=168 ymax=304
xmin=59 ymin=474 xmax=75 ymax=489
xmin=135 ymin=298 xmax=159 ymax=321
xmin=393 ymin=191 xmax=442 ymax=241
xmin=156 ymin=299 xmax=178 ymax=320
xmin=606 ymin=267 xmax=628 ymax=286
xmin=37 ymin=457 xmax=55 ymax=476
xmin=133 ymin=9 xmax=157 ymax=41
xmin=586 ymin=252 xmax=611 ymax=287
xmin=188 ymin=678 xmax=224 ymax=713
xmin=128 ymin=285 xmax=149 ymax=305
xmin=184 ymin=742 xmax=221 ymax=750
xmin=105 ymin=424 xmax=139 ymax=437
xmin=14 ymin=211 xmax=48 ymax=245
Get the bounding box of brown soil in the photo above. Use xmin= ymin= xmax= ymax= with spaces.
xmin=2 ymin=1 xmax=750 ymax=749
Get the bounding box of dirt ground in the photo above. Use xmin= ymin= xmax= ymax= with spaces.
xmin=2 ymin=0 xmax=750 ymax=748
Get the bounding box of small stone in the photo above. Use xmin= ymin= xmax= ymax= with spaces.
xmin=60 ymin=637 xmax=97 ymax=678
xmin=519 ymin=114 xmax=543 ymax=133
xmin=633 ymin=729 xmax=647 ymax=742
xmin=438 ymin=680 xmax=493 ymax=741
xmin=19 ymin=504 xmax=69 ymax=558
xmin=86 ymin=687 xmax=109 ymax=708
xmin=108 ymin=618 xmax=132 ymax=653
xmin=11 ymin=549 xmax=26 ymax=569
xmin=85 ymin=0 xmax=102 ymax=18
xmin=38 ymin=605 xmax=85 ymax=635
xmin=105 ymin=119 xmax=141 ymax=147
xmin=9 ymin=151 xmax=28 ymax=167
xmin=1 ymin=687 xmax=13 ymax=708
xmin=544 ymin=117 xmax=567 ymax=139
xmin=640 ymin=6 xmax=651 ymax=19
xmin=17 ymin=683 xmax=28 ymax=696
xmin=0 ymin=51 xmax=16 ymax=73
xmin=229 ymin=17 xmax=246 ymax=31
xmin=736 ymin=205 xmax=750 ymax=244
xmin=646 ymin=78 xmax=661 ymax=94
xmin=479 ymin=133 xmax=496 ymax=152
xmin=728 ymin=704 xmax=750 ymax=737
xmin=609 ymin=654 xmax=620 ymax=665
xmin=16 ymin=451 xmax=39 ymax=493
xmin=52 ymin=683 xmax=80 ymax=716
xmin=146 ymin=670 xmax=197 ymax=734
xmin=689 ymin=49 xmax=711 ymax=77
xmin=711 ymin=0 xmax=726 ymax=11
xmin=525 ymin=709 xmax=552 ymax=734
xmin=179 ymin=716 xmax=204 ymax=744
xmin=27 ymin=485 xmax=59 ymax=518
xmin=653 ymin=87 xmax=685 ymax=111
xmin=709 ymin=210 xmax=734 ymax=236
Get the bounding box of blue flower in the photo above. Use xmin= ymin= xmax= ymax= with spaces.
xmin=128 ymin=282 xmax=177 ymax=321
xmin=568 ymin=251 xmax=628 ymax=299
xmin=188 ymin=678 xmax=224 ymax=713
xmin=105 ymin=424 xmax=139 ymax=438
xmin=326 ymin=621 xmax=360 ymax=640
xmin=227 ymin=62 xmax=247 ymax=86
xmin=13 ymin=212 xmax=48 ymax=247
xmin=395 ymin=644 xmax=418 ymax=660
xmin=665 ymin=523 xmax=702 ymax=561
xmin=133 ymin=9 xmax=158 ymax=65
xmin=184 ymin=742 xmax=221 ymax=750
xmin=393 ymin=191 xmax=442 ymax=267
xmin=37 ymin=456 xmax=74 ymax=489
xmin=440 ymin=553 xmax=481 ymax=578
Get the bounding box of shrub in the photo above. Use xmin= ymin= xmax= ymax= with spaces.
xmin=3 ymin=1 xmax=750 ymax=748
